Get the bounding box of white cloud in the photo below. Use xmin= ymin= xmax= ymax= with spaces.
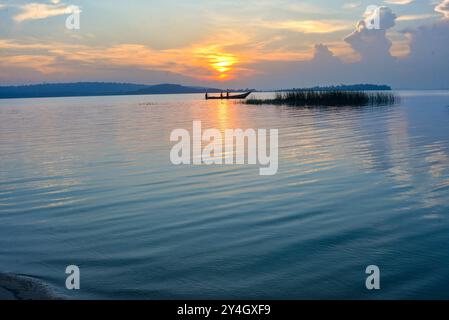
xmin=312 ymin=44 xmax=341 ymax=64
xmin=397 ymin=14 xmax=437 ymax=21
xmin=405 ymin=20 xmax=449 ymax=63
xmin=265 ymin=20 xmax=353 ymax=34
xmin=343 ymin=2 xmax=362 ymax=10
xmin=344 ymin=7 xmax=397 ymax=62
xmin=384 ymin=0 xmax=414 ymax=4
xmin=13 ymin=2 xmax=77 ymax=22
xmin=435 ymin=0 xmax=449 ymax=18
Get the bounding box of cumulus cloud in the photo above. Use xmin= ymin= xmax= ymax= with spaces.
xmin=312 ymin=44 xmax=341 ymax=64
xmin=404 ymin=21 xmax=449 ymax=64
xmin=365 ymin=5 xmax=397 ymax=29
xmin=404 ymin=1 xmax=449 ymax=62
xmin=344 ymin=7 xmax=397 ymax=62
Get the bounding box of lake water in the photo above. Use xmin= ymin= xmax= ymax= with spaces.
xmin=1 ymin=91 xmax=449 ymax=299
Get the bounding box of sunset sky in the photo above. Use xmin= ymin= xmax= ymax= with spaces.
xmin=1 ymin=0 xmax=449 ymax=89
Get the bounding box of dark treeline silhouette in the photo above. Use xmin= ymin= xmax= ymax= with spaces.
xmin=0 ymin=82 xmax=253 ymax=99
xmin=246 ymin=91 xmax=399 ymax=107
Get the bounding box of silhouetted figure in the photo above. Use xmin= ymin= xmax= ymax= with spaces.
xmin=220 ymin=92 xmax=223 ymax=98
xmin=226 ymin=91 xmax=229 ymax=98
xmin=205 ymin=93 xmax=208 ymax=100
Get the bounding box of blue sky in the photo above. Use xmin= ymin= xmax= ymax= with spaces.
xmin=0 ymin=0 xmax=448 ymax=88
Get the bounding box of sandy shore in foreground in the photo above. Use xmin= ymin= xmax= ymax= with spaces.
xmin=0 ymin=273 xmax=65 ymax=300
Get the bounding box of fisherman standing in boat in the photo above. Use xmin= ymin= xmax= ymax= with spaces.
xmin=205 ymin=92 xmax=208 ymax=100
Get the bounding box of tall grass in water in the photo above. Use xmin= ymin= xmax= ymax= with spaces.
xmin=246 ymin=91 xmax=399 ymax=107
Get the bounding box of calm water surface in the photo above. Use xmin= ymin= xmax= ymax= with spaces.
xmin=1 ymin=91 xmax=449 ymax=299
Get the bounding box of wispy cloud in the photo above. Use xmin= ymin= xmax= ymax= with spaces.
xmin=384 ymin=0 xmax=414 ymax=4
xmin=343 ymin=2 xmax=362 ymax=10
xmin=397 ymin=14 xmax=438 ymax=21
xmin=13 ymin=1 xmax=77 ymax=22
xmin=264 ymin=20 xmax=353 ymax=34
xmin=436 ymin=0 xmax=449 ymax=18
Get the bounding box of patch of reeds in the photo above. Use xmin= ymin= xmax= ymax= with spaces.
xmin=245 ymin=90 xmax=399 ymax=107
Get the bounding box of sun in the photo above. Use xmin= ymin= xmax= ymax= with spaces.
xmin=208 ymin=53 xmax=238 ymax=80
xmin=211 ymin=55 xmax=236 ymax=73
xmin=193 ymin=46 xmax=240 ymax=81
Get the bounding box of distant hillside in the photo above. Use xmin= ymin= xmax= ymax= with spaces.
xmin=283 ymin=84 xmax=392 ymax=92
xmin=132 ymin=84 xmax=222 ymax=95
xmin=0 ymin=82 xmax=240 ymax=99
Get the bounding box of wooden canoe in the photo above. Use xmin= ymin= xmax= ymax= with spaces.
xmin=205 ymin=92 xmax=252 ymax=100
